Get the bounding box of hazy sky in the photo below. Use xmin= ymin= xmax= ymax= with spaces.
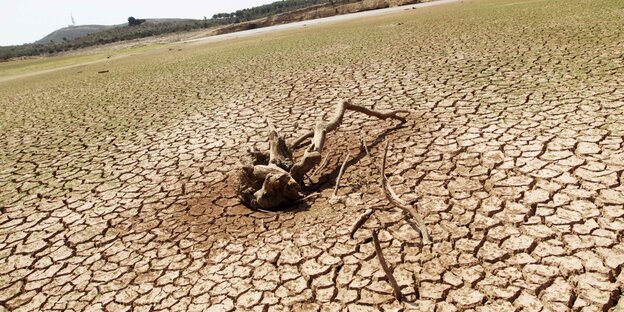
xmin=0 ymin=0 xmax=276 ymax=46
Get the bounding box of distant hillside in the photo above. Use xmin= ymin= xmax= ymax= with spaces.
xmin=36 ymin=25 xmax=115 ymax=44
xmin=35 ymin=19 xmax=196 ymax=45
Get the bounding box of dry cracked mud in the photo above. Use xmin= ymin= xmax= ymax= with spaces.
xmin=1 ymin=0 xmax=624 ymax=311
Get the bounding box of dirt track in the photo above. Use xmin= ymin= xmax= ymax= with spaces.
xmin=1 ymin=0 xmax=624 ymax=311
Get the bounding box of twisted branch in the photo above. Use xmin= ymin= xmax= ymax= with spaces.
xmin=291 ymin=100 xmax=408 ymax=149
xmin=380 ymin=142 xmax=431 ymax=244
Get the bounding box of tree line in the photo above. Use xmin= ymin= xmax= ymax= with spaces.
xmin=212 ymin=0 xmax=329 ymax=22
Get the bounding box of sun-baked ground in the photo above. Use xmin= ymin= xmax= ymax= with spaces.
xmin=1 ymin=0 xmax=624 ymax=311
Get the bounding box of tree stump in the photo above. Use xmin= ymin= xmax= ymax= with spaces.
xmin=236 ymin=99 xmax=408 ymax=210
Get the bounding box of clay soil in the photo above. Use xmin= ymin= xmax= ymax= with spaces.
xmin=1 ymin=0 xmax=624 ymax=311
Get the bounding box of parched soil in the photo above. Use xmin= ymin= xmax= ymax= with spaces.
xmin=1 ymin=0 xmax=624 ymax=311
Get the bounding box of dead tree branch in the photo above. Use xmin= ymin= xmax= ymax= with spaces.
xmin=291 ymin=100 xmax=408 ymax=149
xmin=361 ymin=139 xmax=431 ymax=244
xmin=332 ymin=152 xmax=351 ymax=197
xmin=372 ymin=230 xmax=402 ymax=302
xmin=350 ymin=208 xmax=374 ymax=239
xmin=311 ymin=148 xmax=332 ymax=177
xmin=381 ymin=142 xmax=431 ymax=244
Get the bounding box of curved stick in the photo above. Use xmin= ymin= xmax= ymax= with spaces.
xmin=372 ymin=230 xmax=403 ymax=302
xmin=333 ymin=152 xmax=351 ymax=197
xmin=381 ymin=142 xmax=431 ymax=244
xmin=350 ymin=208 xmax=374 ymax=239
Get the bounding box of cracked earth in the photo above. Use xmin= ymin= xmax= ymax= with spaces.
xmin=1 ymin=0 xmax=624 ymax=311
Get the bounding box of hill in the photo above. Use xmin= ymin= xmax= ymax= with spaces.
xmin=35 ymin=19 xmax=197 ymax=45
xmin=35 ymin=25 xmax=115 ymax=44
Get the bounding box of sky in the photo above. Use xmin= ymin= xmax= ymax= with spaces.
xmin=0 ymin=0 xmax=276 ymax=46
